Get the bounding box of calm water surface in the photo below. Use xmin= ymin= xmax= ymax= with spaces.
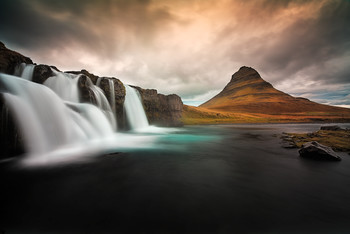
xmin=1 ymin=123 xmax=350 ymax=233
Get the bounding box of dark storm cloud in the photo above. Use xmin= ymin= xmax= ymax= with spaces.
xmin=0 ymin=0 xmax=174 ymax=56
xmin=0 ymin=0 xmax=95 ymax=49
xmin=0 ymin=0 xmax=349 ymax=106
xmin=259 ymin=0 xmax=350 ymax=84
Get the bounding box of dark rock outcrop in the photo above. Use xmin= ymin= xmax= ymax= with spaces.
xmin=77 ymin=75 xmax=99 ymax=105
xmin=320 ymin=125 xmax=343 ymax=131
xmin=65 ymin=71 xmax=127 ymax=128
xmin=133 ymin=86 xmax=183 ymax=127
xmin=32 ymin=65 xmax=54 ymax=84
xmin=280 ymin=134 xmax=297 ymax=148
xmin=299 ymin=141 xmax=341 ymax=161
xmin=0 ymin=41 xmax=33 ymax=74
xmin=67 ymin=69 xmax=99 ymax=84
xmin=1 ymin=41 xmax=184 ymax=132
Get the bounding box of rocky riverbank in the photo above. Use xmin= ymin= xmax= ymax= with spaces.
xmin=281 ymin=126 xmax=350 ymax=153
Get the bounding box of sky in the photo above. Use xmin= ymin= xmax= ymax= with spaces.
xmin=1 ymin=0 xmax=349 ymax=107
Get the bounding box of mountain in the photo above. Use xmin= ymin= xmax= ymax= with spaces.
xmin=182 ymin=66 xmax=350 ymax=124
xmin=200 ymin=66 xmax=349 ymax=114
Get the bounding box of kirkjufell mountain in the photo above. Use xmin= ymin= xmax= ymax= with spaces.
xmin=183 ymin=67 xmax=350 ymax=124
xmin=201 ymin=66 xmax=349 ymax=114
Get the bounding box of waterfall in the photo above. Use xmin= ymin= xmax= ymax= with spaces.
xmin=0 ymin=74 xmax=114 ymax=154
xmin=90 ymin=85 xmax=117 ymax=131
xmin=0 ymin=66 xmax=117 ymax=159
xmin=95 ymin=77 xmax=117 ymax=130
xmin=14 ymin=63 xmax=35 ymax=80
xmin=96 ymin=77 xmax=102 ymax=87
xmin=44 ymin=71 xmax=117 ymax=130
xmin=124 ymin=85 xmax=149 ymax=130
xmin=44 ymin=70 xmax=80 ymax=102
xmin=108 ymin=79 xmax=116 ymax=117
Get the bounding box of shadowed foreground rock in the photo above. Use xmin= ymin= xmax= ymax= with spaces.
xmin=320 ymin=125 xmax=343 ymax=131
xmin=299 ymin=141 xmax=341 ymax=161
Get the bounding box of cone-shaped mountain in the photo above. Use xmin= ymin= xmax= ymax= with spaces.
xmin=200 ymin=66 xmax=349 ymax=114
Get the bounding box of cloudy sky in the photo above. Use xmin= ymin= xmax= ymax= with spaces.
xmin=1 ymin=0 xmax=349 ymax=107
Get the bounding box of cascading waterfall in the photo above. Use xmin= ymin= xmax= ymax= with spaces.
xmin=96 ymin=77 xmax=102 ymax=87
xmin=0 ymin=63 xmax=161 ymax=164
xmin=0 ymin=64 xmax=117 ymax=161
xmin=124 ymin=85 xmax=149 ymax=130
xmin=14 ymin=63 xmax=35 ymax=80
xmin=44 ymin=70 xmax=80 ymax=102
xmin=43 ymin=70 xmax=117 ymax=130
xmin=0 ymin=74 xmax=114 ymax=154
xmin=95 ymin=77 xmax=117 ymax=130
xmin=90 ymin=85 xmax=117 ymax=131
xmin=108 ymin=79 xmax=116 ymax=117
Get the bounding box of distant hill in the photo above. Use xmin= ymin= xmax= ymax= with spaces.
xmin=183 ymin=66 xmax=350 ymax=124
xmin=201 ymin=66 xmax=348 ymax=114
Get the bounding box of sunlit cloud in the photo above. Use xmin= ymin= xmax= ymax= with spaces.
xmin=0 ymin=0 xmax=349 ymax=107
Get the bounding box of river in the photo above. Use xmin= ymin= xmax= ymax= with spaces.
xmin=1 ymin=123 xmax=350 ymax=233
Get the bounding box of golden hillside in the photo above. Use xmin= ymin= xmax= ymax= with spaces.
xmin=183 ymin=67 xmax=350 ymax=124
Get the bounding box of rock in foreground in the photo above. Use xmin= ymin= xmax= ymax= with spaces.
xmin=299 ymin=141 xmax=341 ymax=161
xmin=320 ymin=125 xmax=343 ymax=131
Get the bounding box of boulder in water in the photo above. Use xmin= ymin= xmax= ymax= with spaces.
xmin=33 ymin=64 xmax=54 ymax=84
xmin=299 ymin=141 xmax=341 ymax=161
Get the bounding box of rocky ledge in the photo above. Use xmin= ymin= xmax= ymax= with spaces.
xmin=0 ymin=42 xmax=184 ymax=158
xmin=281 ymin=125 xmax=350 ymax=155
xmin=0 ymin=41 xmax=183 ymax=129
xmin=133 ymin=86 xmax=183 ymax=127
xmin=0 ymin=42 xmax=33 ymax=74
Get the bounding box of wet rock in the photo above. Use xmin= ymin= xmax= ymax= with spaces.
xmin=320 ymin=125 xmax=343 ymax=131
xmin=67 ymin=69 xmax=99 ymax=84
xmin=0 ymin=41 xmax=33 ymax=74
xmin=77 ymin=75 xmax=98 ymax=105
xmin=99 ymin=77 xmax=126 ymax=128
xmin=281 ymin=141 xmax=297 ymax=148
xmin=133 ymin=86 xmax=183 ymax=127
xmin=299 ymin=141 xmax=341 ymax=161
xmin=32 ymin=64 xmax=53 ymax=84
xmin=280 ymin=134 xmax=297 ymax=148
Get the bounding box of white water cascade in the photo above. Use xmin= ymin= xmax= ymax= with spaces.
xmin=124 ymin=85 xmax=149 ymax=130
xmin=44 ymin=70 xmax=80 ymax=102
xmin=14 ymin=63 xmax=35 ymax=80
xmin=0 ymin=65 xmax=118 ymax=163
xmin=108 ymin=79 xmax=116 ymax=117
xmin=44 ymin=70 xmax=117 ymax=130
xmin=95 ymin=77 xmax=117 ymax=130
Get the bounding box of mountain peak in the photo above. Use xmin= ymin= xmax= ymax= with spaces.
xmin=230 ymin=66 xmax=262 ymax=83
